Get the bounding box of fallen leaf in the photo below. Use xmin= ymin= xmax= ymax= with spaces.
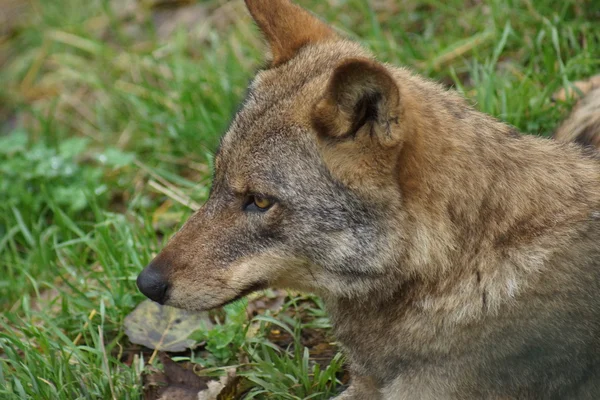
xmin=142 ymin=353 xmax=251 ymax=400
xmin=142 ymin=352 xmax=210 ymax=400
xmin=124 ymin=299 xmax=213 ymax=352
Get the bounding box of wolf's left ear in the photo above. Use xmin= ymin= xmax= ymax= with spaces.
xmin=312 ymin=58 xmax=402 ymax=147
xmin=245 ymin=0 xmax=337 ymax=66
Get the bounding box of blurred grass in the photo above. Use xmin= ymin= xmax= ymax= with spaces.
xmin=0 ymin=0 xmax=599 ymax=398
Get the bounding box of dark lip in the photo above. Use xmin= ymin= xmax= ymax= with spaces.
xmin=214 ymin=280 xmax=269 ymax=309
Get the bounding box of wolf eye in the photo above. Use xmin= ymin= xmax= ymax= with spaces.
xmin=244 ymin=194 xmax=274 ymax=212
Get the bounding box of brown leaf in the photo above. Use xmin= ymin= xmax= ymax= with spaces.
xmin=160 ymin=353 xmax=208 ymax=391
xmin=142 ymin=353 xmax=210 ymax=400
xmin=142 ymin=354 xmax=248 ymax=400
xmin=142 ymin=365 xmax=168 ymax=400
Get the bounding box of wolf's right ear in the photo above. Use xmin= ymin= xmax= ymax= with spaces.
xmin=312 ymin=58 xmax=402 ymax=148
xmin=245 ymin=0 xmax=337 ymax=67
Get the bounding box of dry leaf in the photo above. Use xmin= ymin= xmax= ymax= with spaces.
xmin=142 ymin=353 xmax=251 ymax=400
xmin=124 ymin=299 xmax=212 ymax=352
xmin=143 ymin=352 xmax=210 ymax=400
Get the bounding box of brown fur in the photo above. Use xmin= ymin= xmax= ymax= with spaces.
xmin=137 ymin=1 xmax=600 ymax=398
xmin=245 ymin=0 xmax=335 ymax=66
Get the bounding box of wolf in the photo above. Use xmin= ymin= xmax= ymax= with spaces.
xmin=137 ymin=0 xmax=600 ymax=398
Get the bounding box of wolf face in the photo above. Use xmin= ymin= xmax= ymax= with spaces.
xmin=137 ymin=1 xmax=409 ymax=310
xmin=137 ymin=1 xmax=600 ymax=398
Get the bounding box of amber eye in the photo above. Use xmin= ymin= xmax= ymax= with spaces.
xmin=244 ymin=194 xmax=274 ymax=212
xmin=253 ymin=195 xmax=272 ymax=209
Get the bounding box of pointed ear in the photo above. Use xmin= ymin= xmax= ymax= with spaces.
xmin=245 ymin=0 xmax=337 ymax=66
xmin=312 ymin=58 xmax=402 ymax=147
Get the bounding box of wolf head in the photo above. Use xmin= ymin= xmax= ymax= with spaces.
xmin=136 ymin=0 xmax=429 ymax=310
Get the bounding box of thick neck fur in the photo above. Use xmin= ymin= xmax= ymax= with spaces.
xmin=329 ymin=67 xmax=600 ymax=324
xmin=320 ymin=70 xmax=600 ymax=389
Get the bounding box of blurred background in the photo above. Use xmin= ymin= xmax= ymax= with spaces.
xmin=0 ymin=0 xmax=599 ymax=398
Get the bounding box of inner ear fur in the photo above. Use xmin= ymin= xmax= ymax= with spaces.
xmin=245 ymin=0 xmax=337 ymax=67
xmin=312 ymin=58 xmax=401 ymax=147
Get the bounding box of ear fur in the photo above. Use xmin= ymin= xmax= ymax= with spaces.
xmin=245 ymin=0 xmax=337 ymax=66
xmin=312 ymin=58 xmax=402 ymax=147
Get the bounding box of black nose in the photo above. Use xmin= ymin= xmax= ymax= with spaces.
xmin=136 ymin=264 xmax=169 ymax=304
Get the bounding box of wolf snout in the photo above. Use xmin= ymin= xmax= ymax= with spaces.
xmin=137 ymin=262 xmax=169 ymax=304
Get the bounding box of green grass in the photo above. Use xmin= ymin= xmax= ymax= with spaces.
xmin=0 ymin=0 xmax=598 ymax=398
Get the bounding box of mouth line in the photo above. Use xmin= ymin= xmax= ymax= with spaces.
xmin=213 ymin=280 xmax=269 ymax=309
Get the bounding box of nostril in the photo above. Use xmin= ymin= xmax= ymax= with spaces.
xmin=136 ymin=266 xmax=169 ymax=304
xmin=156 ymin=281 xmax=169 ymax=303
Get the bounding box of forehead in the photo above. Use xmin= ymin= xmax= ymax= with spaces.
xmin=211 ymin=42 xmax=372 ymax=192
xmin=217 ymin=40 xmax=370 ymax=163
xmin=216 ymin=121 xmax=320 ymax=196
xmin=217 ymin=71 xmax=318 ymax=158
